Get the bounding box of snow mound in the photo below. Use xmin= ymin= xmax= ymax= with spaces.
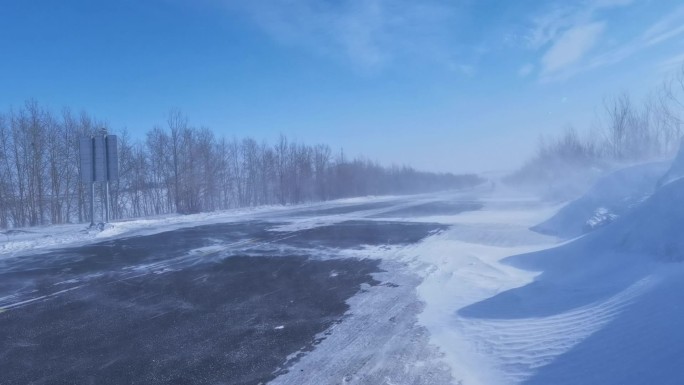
xmin=586 ymin=176 xmax=684 ymax=261
xmin=531 ymin=161 xmax=668 ymax=238
xmin=456 ymin=176 xmax=684 ymax=384
xmin=518 ymin=172 xmax=684 ymax=267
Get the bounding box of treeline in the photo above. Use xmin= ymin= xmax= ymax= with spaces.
xmin=0 ymin=103 xmax=482 ymax=229
xmin=507 ymin=67 xmax=684 ymax=186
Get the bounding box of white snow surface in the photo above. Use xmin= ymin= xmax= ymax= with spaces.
xmin=404 ymin=166 xmax=684 ymax=384
xmin=4 ymin=177 xmax=684 ymax=384
xmin=531 ymin=161 xmax=669 ymax=238
xmin=0 ymin=195 xmax=404 ymax=259
xmin=272 ymin=184 xmax=684 ymax=384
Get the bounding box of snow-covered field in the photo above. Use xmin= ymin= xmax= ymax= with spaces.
xmin=3 ymin=159 xmax=684 ymax=384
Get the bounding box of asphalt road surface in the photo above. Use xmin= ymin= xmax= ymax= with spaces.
xmin=0 ymin=199 xmax=478 ymax=385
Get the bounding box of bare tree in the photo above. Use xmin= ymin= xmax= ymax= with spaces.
xmin=0 ymin=101 xmax=483 ymax=229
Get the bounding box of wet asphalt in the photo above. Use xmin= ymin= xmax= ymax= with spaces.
xmin=0 ymin=199 xmax=477 ymax=385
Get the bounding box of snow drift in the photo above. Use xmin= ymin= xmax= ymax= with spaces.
xmin=531 ymin=161 xmax=669 ymax=238
xmin=584 ymin=176 xmax=684 ymax=261
xmin=455 ymin=155 xmax=684 ymax=384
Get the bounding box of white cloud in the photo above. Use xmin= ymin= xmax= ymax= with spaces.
xmin=223 ymin=0 xmax=682 ymax=79
xmin=518 ymin=63 xmax=534 ymax=77
xmin=526 ymin=1 xmax=684 ymax=82
xmin=525 ymin=0 xmax=632 ymax=50
xmin=642 ymin=6 xmax=684 ymax=46
xmin=540 ymin=22 xmax=605 ymax=76
xmin=227 ymin=0 xmax=459 ymax=70
xmin=526 ymin=6 xmax=575 ymax=49
xmin=578 ymin=5 xmax=684 ymax=73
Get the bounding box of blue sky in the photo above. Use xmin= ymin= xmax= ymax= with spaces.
xmin=1 ymin=0 xmax=683 ymax=173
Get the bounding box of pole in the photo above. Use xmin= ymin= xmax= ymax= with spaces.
xmin=104 ymin=181 xmax=109 ymax=223
xmin=104 ymin=133 xmax=110 ymax=224
xmin=90 ymin=136 xmax=96 ymax=227
xmin=90 ymin=182 xmax=95 ymax=227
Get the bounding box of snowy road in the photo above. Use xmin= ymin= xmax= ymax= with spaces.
xmin=0 ymin=194 xmax=485 ymax=385
xmin=9 ymin=188 xmax=661 ymax=385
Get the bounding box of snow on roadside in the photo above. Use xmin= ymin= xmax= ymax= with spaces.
xmin=390 ymin=199 xmax=560 ymax=384
xmin=320 ymin=177 xmax=684 ymax=384
xmin=8 ymin=178 xmax=684 ymax=385
xmin=392 ymin=162 xmax=684 ymax=384
xmin=0 ymin=196 xmax=399 ymax=259
xmin=486 ymin=173 xmax=684 ymax=384
xmin=266 ymin=192 xmax=566 ymax=385
xmin=531 ymin=161 xmax=668 ymax=239
xmin=0 ymin=207 xmax=269 ymax=258
xmin=598 ymin=177 xmax=684 ymax=260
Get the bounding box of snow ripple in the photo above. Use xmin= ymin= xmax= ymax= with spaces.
xmin=455 ymin=276 xmax=656 ymax=384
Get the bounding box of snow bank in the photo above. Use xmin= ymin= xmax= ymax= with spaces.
xmin=586 ymin=176 xmax=684 ymax=261
xmin=0 ymin=194 xmax=429 ymax=259
xmin=386 ymin=199 xmax=560 ymax=385
xmin=531 ymin=161 xmax=668 ymax=238
xmin=0 ymin=202 xmax=317 ymax=258
xmin=458 ymin=169 xmax=684 ymax=384
xmin=528 ymin=169 xmax=684 ymax=264
xmin=396 ymin=172 xmax=684 ymax=384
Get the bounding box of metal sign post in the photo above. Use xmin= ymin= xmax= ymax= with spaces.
xmin=79 ymin=132 xmax=119 ymax=227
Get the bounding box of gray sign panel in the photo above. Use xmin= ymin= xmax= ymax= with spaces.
xmin=106 ymin=135 xmax=119 ymax=181
xmin=94 ymin=136 xmax=107 ymax=182
xmin=79 ymin=137 xmax=94 ymax=183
